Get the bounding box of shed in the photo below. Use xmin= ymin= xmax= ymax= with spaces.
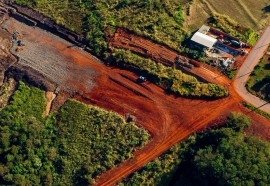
xmin=191 ymin=32 xmax=217 ymax=48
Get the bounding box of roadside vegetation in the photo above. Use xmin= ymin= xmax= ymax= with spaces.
xmin=247 ymin=50 xmax=270 ymax=102
xmin=111 ymin=49 xmax=228 ymax=98
xmin=121 ymin=112 xmax=270 ymax=186
xmin=243 ymin=102 xmax=270 ymax=120
xmin=0 ymin=82 xmax=150 ymax=185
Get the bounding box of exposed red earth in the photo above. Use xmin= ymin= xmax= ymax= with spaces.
xmin=0 ymin=7 xmax=270 ymax=186
xmin=109 ymin=28 xmax=231 ymax=85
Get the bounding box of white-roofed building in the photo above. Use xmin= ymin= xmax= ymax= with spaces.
xmin=191 ymin=32 xmax=217 ymax=48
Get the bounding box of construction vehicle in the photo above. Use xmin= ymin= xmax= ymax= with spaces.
xmin=138 ymin=76 xmax=147 ymax=83
xmin=175 ymin=56 xmax=194 ymax=69
xmin=15 ymin=45 xmax=26 ymax=52
xmin=15 ymin=39 xmax=26 ymax=52
xmin=13 ymin=32 xmax=24 ymax=40
xmin=231 ymin=40 xmax=242 ymax=48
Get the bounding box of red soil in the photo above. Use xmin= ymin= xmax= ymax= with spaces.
xmin=35 ymin=26 xmax=269 ymax=186
xmin=3 ymin=18 xmax=270 ymax=186
xmin=109 ymin=28 xmax=233 ymax=86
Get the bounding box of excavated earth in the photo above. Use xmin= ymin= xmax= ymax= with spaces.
xmin=0 ymin=6 xmax=270 ymax=186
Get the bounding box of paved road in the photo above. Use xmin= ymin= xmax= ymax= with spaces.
xmin=233 ymin=25 xmax=270 ymax=113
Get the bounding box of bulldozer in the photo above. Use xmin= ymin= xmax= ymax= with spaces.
xmin=15 ymin=40 xmax=26 ymax=52
xmin=15 ymin=45 xmax=26 ymax=52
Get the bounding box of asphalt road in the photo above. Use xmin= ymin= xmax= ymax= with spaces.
xmin=233 ymin=25 xmax=270 ymax=113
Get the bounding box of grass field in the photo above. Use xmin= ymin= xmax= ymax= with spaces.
xmin=185 ymin=0 xmax=270 ymax=32
xmin=247 ymin=49 xmax=270 ymax=102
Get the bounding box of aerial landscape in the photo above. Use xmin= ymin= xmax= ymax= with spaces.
xmin=0 ymin=0 xmax=270 ymax=185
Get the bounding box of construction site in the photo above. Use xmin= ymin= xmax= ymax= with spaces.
xmin=0 ymin=1 xmax=270 ymax=186
xmin=190 ymin=25 xmax=251 ymax=69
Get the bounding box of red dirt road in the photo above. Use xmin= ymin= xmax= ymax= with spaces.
xmin=109 ymin=28 xmax=232 ymax=86
xmin=2 ymin=15 xmax=270 ymax=186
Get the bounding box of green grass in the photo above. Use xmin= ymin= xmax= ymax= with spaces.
xmin=186 ymin=0 xmax=270 ymax=32
xmin=208 ymin=13 xmax=259 ymax=45
xmin=243 ymin=101 xmax=270 ymax=120
xmin=54 ymin=100 xmax=150 ymax=185
xmin=16 ymin=0 xmax=187 ymax=54
xmin=111 ymin=49 xmax=228 ymax=98
xmin=0 ymin=82 xmax=150 ymax=185
xmin=247 ymin=53 xmax=270 ymax=101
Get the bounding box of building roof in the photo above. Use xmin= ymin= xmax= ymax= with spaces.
xmin=191 ymin=32 xmax=217 ymax=48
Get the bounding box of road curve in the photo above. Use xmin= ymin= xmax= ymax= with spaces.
xmin=233 ymin=25 xmax=270 ymax=113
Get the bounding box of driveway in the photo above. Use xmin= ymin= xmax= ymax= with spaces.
xmin=233 ymin=25 xmax=270 ymax=113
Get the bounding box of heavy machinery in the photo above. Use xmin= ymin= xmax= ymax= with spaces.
xmin=175 ymin=56 xmax=194 ymax=69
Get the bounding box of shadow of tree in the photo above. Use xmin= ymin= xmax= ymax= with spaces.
xmin=262 ymin=5 xmax=270 ymax=13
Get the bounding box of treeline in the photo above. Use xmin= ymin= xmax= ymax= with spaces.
xmin=0 ymin=82 xmax=150 ymax=185
xmin=111 ymin=49 xmax=228 ymax=98
xmin=121 ymin=113 xmax=270 ymax=186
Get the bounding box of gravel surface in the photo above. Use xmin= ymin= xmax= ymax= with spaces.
xmin=1 ymin=18 xmax=97 ymax=93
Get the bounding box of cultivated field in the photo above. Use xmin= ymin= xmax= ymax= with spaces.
xmin=185 ymin=0 xmax=270 ymax=31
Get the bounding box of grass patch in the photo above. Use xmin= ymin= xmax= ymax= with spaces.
xmin=247 ymin=52 xmax=270 ymax=101
xmin=111 ymin=49 xmax=228 ymax=98
xmin=0 ymin=82 xmax=150 ymax=185
xmin=243 ymin=101 xmax=270 ymax=120
xmin=16 ymin=0 xmax=187 ymax=54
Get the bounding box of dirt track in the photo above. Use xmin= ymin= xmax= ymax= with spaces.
xmin=109 ymin=28 xmax=231 ymax=86
xmin=0 ymin=11 xmax=270 ymax=186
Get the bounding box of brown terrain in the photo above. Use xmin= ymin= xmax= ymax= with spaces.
xmin=0 ymin=3 xmax=270 ymax=186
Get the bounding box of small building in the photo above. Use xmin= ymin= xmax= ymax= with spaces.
xmin=191 ymin=32 xmax=217 ymax=49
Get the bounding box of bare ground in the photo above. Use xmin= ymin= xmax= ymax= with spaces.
xmin=1 ymin=17 xmax=98 ymax=93
xmin=45 ymin=91 xmax=56 ymax=116
xmin=0 ymin=12 xmax=269 ymax=186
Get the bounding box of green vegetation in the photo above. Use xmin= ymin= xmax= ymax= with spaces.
xmin=243 ymin=101 xmax=270 ymax=120
xmin=209 ymin=13 xmax=259 ymax=45
xmin=122 ymin=113 xmax=270 ymax=186
xmin=111 ymin=49 xmax=228 ymax=98
xmin=0 ymin=82 xmax=149 ymax=185
xmin=247 ymin=52 xmax=270 ymax=101
xmin=16 ymin=0 xmax=187 ymax=54
xmin=15 ymin=0 xmax=233 ymax=98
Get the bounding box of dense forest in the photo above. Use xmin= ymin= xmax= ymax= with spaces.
xmin=122 ymin=113 xmax=270 ymax=186
xmin=0 ymin=82 xmax=150 ymax=185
